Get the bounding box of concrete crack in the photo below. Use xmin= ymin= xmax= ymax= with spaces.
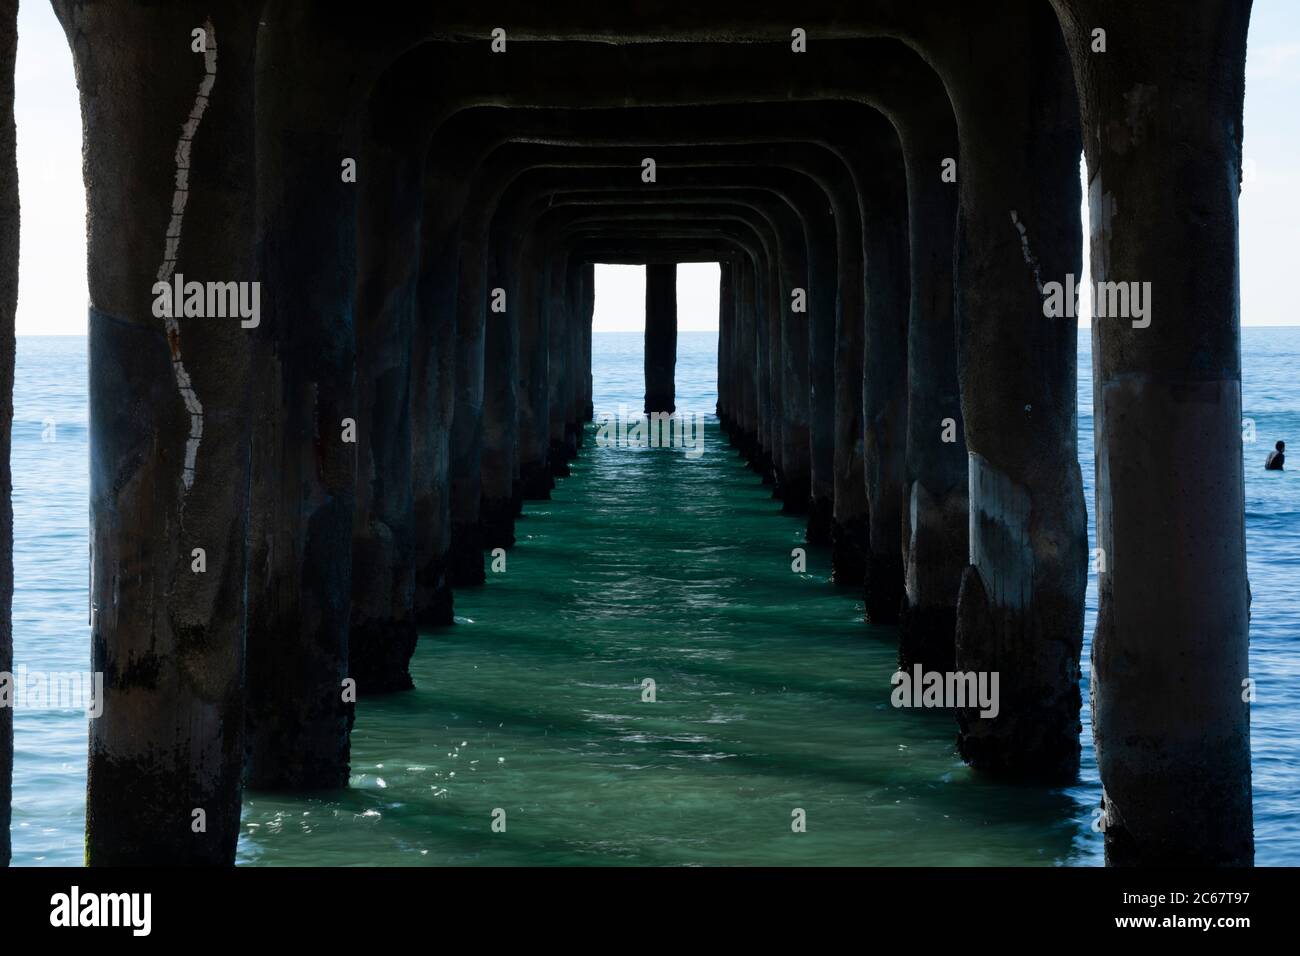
xmin=157 ymin=18 xmax=216 ymax=495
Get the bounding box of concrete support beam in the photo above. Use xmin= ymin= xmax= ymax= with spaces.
xmin=644 ymin=263 xmax=678 ymax=415
xmin=854 ymin=134 xmax=910 ymax=623
xmin=480 ymin=237 xmax=517 ymax=548
xmin=348 ymin=79 xmax=422 ymax=694
xmin=581 ymin=262 xmax=595 ymax=420
xmin=245 ymin=2 xmax=365 ymax=790
xmin=896 ymin=87 xmax=965 ymax=674
xmin=830 ymin=183 xmax=869 ymax=589
xmin=515 ymin=232 xmax=553 ymax=499
xmin=735 ymin=255 xmax=762 ymax=462
xmin=1055 ymin=0 xmax=1254 ymax=865
xmin=936 ymin=4 xmax=1088 ymax=783
xmin=717 ymin=260 xmax=735 ymax=428
xmin=411 ymin=152 xmax=463 ymax=626
xmin=566 ymin=259 xmax=589 ymax=450
xmin=55 ymin=0 xmax=259 ymax=861
xmin=447 ymin=223 xmax=489 ymax=586
xmin=803 ymin=205 xmax=838 ymax=543
xmin=545 ymin=253 xmax=572 ymax=475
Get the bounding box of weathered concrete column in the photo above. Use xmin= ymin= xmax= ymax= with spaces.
xmin=805 ymin=207 xmax=838 ymax=545
xmin=750 ymin=251 xmax=776 ymax=480
xmin=515 ymin=232 xmax=553 ymax=497
xmin=245 ymin=2 xmax=361 ymax=791
xmin=717 ymin=260 xmax=734 ymax=428
xmin=546 ymin=255 xmax=572 ymax=474
xmin=777 ymin=206 xmax=811 ymax=513
xmin=729 ymin=255 xmax=756 ymax=455
xmin=410 ymin=121 xmax=491 ymax=629
xmin=830 ymin=191 xmax=869 ymax=587
xmin=857 ymin=137 xmax=910 ymax=624
xmin=727 ymin=255 xmax=749 ymax=444
xmin=0 ymin=0 xmax=14 ymax=870
xmin=1055 ymin=0 xmax=1254 ymax=865
xmin=411 ymin=167 xmax=461 ymax=626
xmin=743 ymin=256 xmax=762 ymax=459
xmin=896 ymin=100 xmax=965 ymax=673
xmin=56 ymin=0 xmax=258 ymax=861
xmin=581 ymin=262 xmax=594 ymax=421
xmin=447 ymin=218 xmax=489 ymax=588
xmin=763 ymin=250 xmax=784 ymax=489
xmin=565 ymin=258 xmax=587 ymax=453
xmin=480 ymin=236 xmax=517 ymax=549
xmin=348 ymin=80 xmax=421 ymax=694
xmin=728 ymin=258 xmax=747 ymax=445
xmin=644 ymin=262 xmax=677 ymax=415
xmin=938 ymin=4 xmax=1088 ymax=782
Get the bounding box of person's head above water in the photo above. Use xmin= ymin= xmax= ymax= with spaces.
xmin=1278 ymin=440 xmax=1286 ymax=452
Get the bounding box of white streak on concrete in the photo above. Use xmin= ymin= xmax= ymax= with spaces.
xmin=1009 ymin=210 xmax=1045 ymax=295
xmin=158 ymin=20 xmax=217 ymax=495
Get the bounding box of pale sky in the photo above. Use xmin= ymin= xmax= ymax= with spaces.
xmin=15 ymin=1 xmax=1299 ymax=335
xmin=591 ymin=263 xmax=721 ymax=333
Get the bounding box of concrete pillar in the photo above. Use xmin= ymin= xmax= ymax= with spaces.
xmin=546 ymin=255 xmax=572 ymax=474
xmin=764 ymin=253 xmax=783 ymax=489
xmin=831 ymin=198 xmax=869 ymax=587
xmin=745 ymin=256 xmax=762 ymax=460
xmin=480 ymin=237 xmax=517 ymax=549
xmin=743 ymin=255 xmax=766 ymax=468
xmin=732 ymin=256 xmax=758 ymax=455
xmin=730 ymin=255 xmax=748 ymax=445
xmin=55 ymin=0 xmax=259 ymax=860
xmin=805 ymin=210 xmax=838 ymax=545
xmin=943 ymin=5 xmax=1088 ymax=782
xmin=348 ymin=86 xmax=420 ymax=694
xmin=245 ymin=3 xmax=360 ymax=791
xmin=750 ymin=252 xmax=774 ymax=478
xmin=729 ymin=254 xmax=745 ymax=442
xmin=516 ymin=233 xmax=553 ymax=498
xmin=859 ymin=140 xmax=910 ymax=624
xmin=717 ymin=261 xmax=734 ymax=429
xmin=0 ymin=0 xmax=14 ymax=869
xmin=411 ymin=229 xmax=458 ymax=626
xmin=581 ymin=262 xmax=595 ymax=421
xmin=412 ymin=128 xmax=479 ymax=624
xmin=778 ymin=213 xmax=811 ymax=513
xmin=897 ymin=99 xmax=965 ymax=674
xmin=1055 ymin=0 xmax=1254 ymax=865
xmin=644 ymin=263 xmax=677 ymax=415
xmin=447 ymin=224 xmax=488 ymax=588
xmin=565 ymin=259 xmax=586 ymax=454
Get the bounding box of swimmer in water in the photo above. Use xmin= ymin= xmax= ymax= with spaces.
xmin=1265 ymin=440 xmax=1285 ymax=471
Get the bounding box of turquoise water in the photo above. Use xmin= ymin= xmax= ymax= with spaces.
xmin=9 ymin=329 xmax=1300 ymax=865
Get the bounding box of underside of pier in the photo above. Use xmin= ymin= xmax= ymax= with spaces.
xmin=0 ymin=0 xmax=1256 ymax=868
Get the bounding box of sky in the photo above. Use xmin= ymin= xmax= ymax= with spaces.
xmin=14 ymin=1 xmax=1299 ymax=335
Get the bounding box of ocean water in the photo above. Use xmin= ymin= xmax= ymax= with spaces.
xmin=8 ymin=329 xmax=1299 ymax=865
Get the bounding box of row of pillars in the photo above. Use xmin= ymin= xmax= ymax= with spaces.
xmin=0 ymin=0 xmax=1255 ymax=868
